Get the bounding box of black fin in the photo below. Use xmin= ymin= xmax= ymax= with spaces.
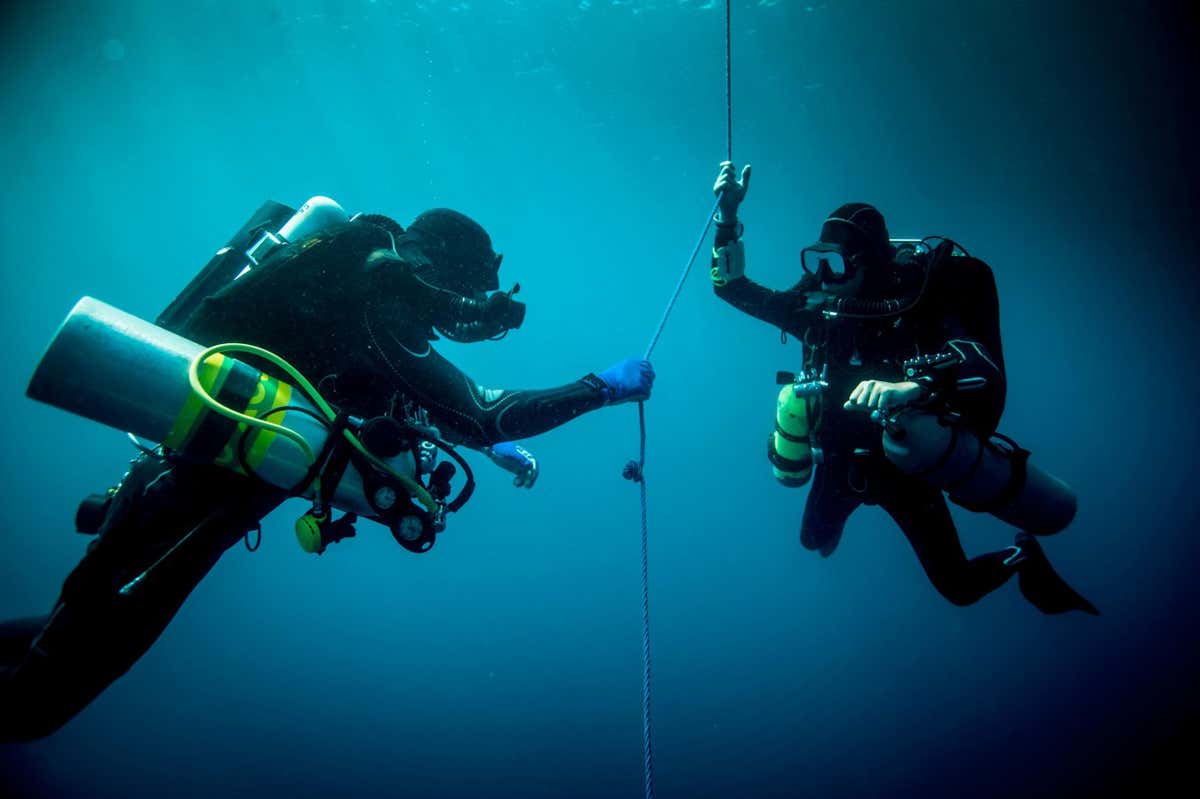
xmin=1015 ymin=532 xmax=1099 ymax=616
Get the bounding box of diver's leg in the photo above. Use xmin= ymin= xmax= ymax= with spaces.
xmin=879 ymin=474 xmax=1015 ymax=607
xmin=799 ymin=457 xmax=862 ymax=557
xmin=1009 ymin=532 xmax=1099 ymax=615
xmin=0 ymin=457 xmax=282 ymax=741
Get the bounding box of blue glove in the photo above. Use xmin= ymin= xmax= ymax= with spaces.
xmin=596 ymin=359 xmax=655 ymax=405
xmin=485 ymin=441 xmax=539 ymax=488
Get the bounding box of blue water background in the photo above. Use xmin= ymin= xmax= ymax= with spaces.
xmin=1 ymin=1 xmax=1197 ymax=797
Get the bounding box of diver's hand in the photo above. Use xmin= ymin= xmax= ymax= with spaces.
xmin=596 ymin=359 xmax=656 ymax=405
xmin=714 ymin=161 xmax=752 ymax=224
xmin=485 ymin=441 xmax=539 ymax=489
xmin=844 ymin=380 xmax=926 ymax=413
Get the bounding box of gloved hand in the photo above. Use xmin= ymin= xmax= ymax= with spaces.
xmin=485 ymin=441 xmax=539 ymax=488
xmin=711 ymin=239 xmax=746 ymax=286
xmin=596 ymin=359 xmax=656 ymax=405
xmin=713 ymin=160 xmax=752 ymax=224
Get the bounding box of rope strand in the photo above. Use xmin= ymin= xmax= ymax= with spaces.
xmin=644 ymin=197 xmax=721 ymax=361
xmin=627 ymin=117 xmax=721 ymax=799
xmin=726 ymin=0 xmax=733 ymax=161
xmin=628 ymin=6 xmax=732 ymax=798
xmin=637 ymin=402 xmax=653 ymax=799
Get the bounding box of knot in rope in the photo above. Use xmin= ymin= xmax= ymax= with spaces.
xmin=623 ymin=460 xmax=644 ymax=482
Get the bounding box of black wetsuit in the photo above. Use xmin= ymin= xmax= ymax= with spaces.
xmin=714 ymin=238 xmax=1020 ymax=607
xmin=0 ymin=220 xmax=610 ymax=741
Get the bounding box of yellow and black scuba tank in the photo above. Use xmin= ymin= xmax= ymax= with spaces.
xmin=28 ymin=297 xmax=473 ymax=555
xmin=767 ymin=367 xmax=827 ymax=487
xmin=38 ymin=198 xmax=468 ymax=559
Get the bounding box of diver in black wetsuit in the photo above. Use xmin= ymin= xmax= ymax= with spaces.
xmin=709 ymin=162 xmax=1095 ymax=616
xmin=0 ymin=207 xmax=655 ymax=741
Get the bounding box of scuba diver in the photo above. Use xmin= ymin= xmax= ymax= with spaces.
xmin=0 ymin=201 xmax=655 ymax=741
xmin=709 ymin=162 xmax=1096 ymax=616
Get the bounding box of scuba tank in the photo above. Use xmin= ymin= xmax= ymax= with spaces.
xmin=70 ymin=195 xmax=458 ymax=554
xmin=156 ymin=196 xmax=350 ymax=335
xmin=768 ymin=367 xmax=827 ymax=487
xmin=879 ymin=409 xmax=1076 ymax=535
xmin=28 ymin=297 xmax=470 ymax=555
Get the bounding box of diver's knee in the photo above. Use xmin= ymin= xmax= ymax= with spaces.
xmin=942 ymin=591 xmax=978 ymax=608
xmin=931 ymin=578 xmax=980 ymax=607
xmin=800 ymin=519 xmax=845 ymax=553
xmin=0 ymin=607 xmax=122 ymax=741
xmin=0 ymin=705 xmax=73 ymax=742
xmin=0 ymin=673 xmax=79 ymax=742
xmin=799 ymin=527 xmax=825 ymax=551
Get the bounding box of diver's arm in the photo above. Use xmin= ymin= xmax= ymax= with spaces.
xmin=708 ymin=166 xmax=819 ymax=334
xmin=371 ymin=337 xmax=647 ymax=447
xmin=930 ymin=260 xmax=1005 ymax=398
xmin=710 ymin=160 xmax=816 ymax=328
xmin=713 ymin=272 xmax=819 ymax=337
xmin=904 ymin=327 xmax=1005 ymax=405
xmin=906 ymin=258 xmax=1007 ymax=426
xmin=425 ymin=367 xmax=604 ymax=447
xmin=709 ymin=160 xmax=817 ymax=332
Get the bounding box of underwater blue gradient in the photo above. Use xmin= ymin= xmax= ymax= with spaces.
xmin=1 ymin=1 xmax=1197 ymax=797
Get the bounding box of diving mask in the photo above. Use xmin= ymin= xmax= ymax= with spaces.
xmin=801 ymin=244 xmax=857 ymax=284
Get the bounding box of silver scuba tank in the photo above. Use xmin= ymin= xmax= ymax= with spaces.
xmin=881 ymin=410 xmax=1077 ymax=535
xmin=238 ymin=196 xmax=350 ymax=277
xmin=157 ymin=196 xmax=350 ymax=334
xmin=27 ymin=297 xmax=425 ymax=524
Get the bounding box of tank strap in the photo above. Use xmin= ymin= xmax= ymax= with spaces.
xmin=767 ymin=438 xmax=812 ymax=473
xmin=847 ymin=448 xmax=871 ymax=496
xmin=289 ymin=410 xmax=354 ymax=498
xmin=987 ymin=442 xmax=1031 ymax=511
xmin=774 ymin=422 xmax=809 ymax=444
xmin=243 ymin=521 xmax=262 ymax=552
xmin=317 ymin=413 xmax=357 ymax=506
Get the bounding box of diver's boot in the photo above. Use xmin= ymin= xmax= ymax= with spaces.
xmin=1008 ymin=532 xmax=1099 ymax=616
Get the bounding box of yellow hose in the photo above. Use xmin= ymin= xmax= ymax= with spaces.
xmin=188 ymin=343 xmax=435 ymax=511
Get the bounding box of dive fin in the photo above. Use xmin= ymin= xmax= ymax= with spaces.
xmin=1014 ymin=532 xmax=1099 ymax=616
